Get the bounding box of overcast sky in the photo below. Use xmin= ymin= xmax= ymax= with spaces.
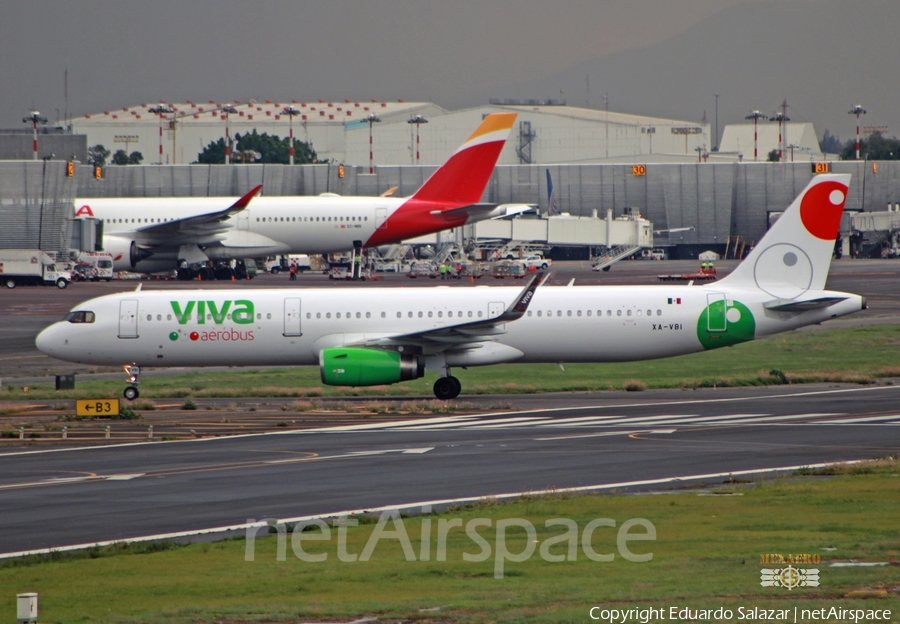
xmin=2 ymin=0 xmax=892 ymax=142
xmin=0 ymin=1 xmax=758 ymax=123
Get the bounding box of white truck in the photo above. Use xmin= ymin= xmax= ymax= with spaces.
xmin=0 ymin=249 xmax=72 ymax=289
xmin=73 ymin=251 xmax=115 ymax=282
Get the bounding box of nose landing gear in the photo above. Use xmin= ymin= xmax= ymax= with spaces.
xmin=123 ymin=364 xmax=141 ymax=400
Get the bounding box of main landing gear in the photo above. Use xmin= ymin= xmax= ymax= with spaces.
xmin=433 ymin=375 xmax=462 ymax=400
xmin=123 ymin=364 xmax=141 ymax=400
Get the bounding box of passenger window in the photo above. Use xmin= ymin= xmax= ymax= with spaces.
xmin=266 ymin=313 xmax=272 ymax=320
xmin=617 ymin=310 xmax=622 ymax=317
xmin=657 ymin=309 xmax=662 ymax=316
xmin=537 ymin=310 xmax=542 ymax=317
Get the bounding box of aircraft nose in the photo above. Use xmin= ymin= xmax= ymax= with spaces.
xmin=35 ymin=323 xmax=61 ymax=356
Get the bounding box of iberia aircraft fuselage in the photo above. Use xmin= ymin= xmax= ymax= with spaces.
xmin=74 ymin=112 xmax=522 ymax=274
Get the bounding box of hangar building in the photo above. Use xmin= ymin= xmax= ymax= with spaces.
xmin=63 ymin=99 xmax=711 ymax=167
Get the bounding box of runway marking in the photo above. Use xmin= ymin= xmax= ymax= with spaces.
xmin=0 ymin=458 xmax=870 ymax=560
xmin=534 ymin=429 xmax=676 ymax=441
xmin=812 ymin=414 xmax=900 ymax=424
xmin=264 ymin=447 xmax=433 ymax=464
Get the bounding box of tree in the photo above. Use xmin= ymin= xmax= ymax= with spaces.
xmin=819 ymin=129 xmax=842 ymax=154
xmin=195 ymin=131 xmax=317 ymax=164
xmin=87 ymin=144 xmax=110 ymax=168
xmin=112 ymin=150 xmax=144 ymax=165
xmin=840 ymin=131 xmax=900 ymax=160
xmin=766 ymin=149 xmax=780 ymax=162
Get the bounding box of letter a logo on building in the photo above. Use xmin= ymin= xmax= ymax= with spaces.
xmin=75 ymin=205 xmax=94 ymax=217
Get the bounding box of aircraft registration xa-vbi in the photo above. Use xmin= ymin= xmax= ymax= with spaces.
xmin=74 ymin=113 xmax=523 ymax=275
xmin=38 ymin=174 xmax=863 ymax=400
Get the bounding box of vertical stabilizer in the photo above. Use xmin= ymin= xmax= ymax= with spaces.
xmin=719 ymin=173 xmax=850 ymax=299
xmin=410 ymin=112 xmax=516 ymax=205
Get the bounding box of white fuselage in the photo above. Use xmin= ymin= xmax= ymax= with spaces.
xmin=35 ymin=283 xmax=864 ymax=370
xmin=78 ymin=194 xmax=405 ymax=269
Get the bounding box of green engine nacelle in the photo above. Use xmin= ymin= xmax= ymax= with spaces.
xmin=320 ymin=347 xmax=425 ymax=386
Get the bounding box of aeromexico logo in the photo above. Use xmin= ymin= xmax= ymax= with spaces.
xmin=168 ymin=299 xmax=255 ymax=342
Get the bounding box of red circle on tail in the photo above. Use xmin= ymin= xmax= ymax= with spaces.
xmin=799 ymin=180 xmax=848 ymax=240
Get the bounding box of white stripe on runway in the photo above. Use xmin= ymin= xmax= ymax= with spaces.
xmin=811 ymin=414 xmax=900 ymax=424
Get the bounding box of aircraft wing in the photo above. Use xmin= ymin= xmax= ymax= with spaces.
xmin=131 ymin=185 xmax=263 ymax=245
xmin=429 ymin=203 xmax=534 ymax=222
xmin=358 ymin=272 xmax=545 ymax=353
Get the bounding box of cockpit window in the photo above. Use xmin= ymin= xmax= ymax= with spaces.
xmin=64 ymin=311 xmax=95 ymax=324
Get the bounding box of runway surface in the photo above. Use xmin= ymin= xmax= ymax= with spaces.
xmin=1 ymin=383 xmax=898 ymax=557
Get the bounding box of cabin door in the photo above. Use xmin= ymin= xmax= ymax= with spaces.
xmin=118 ymin=299 xmax=139 ymax=339
xmin=283 ymin=298 xmax=302 ymax=337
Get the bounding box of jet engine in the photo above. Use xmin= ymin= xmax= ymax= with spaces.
xmin=320 ymin=348 xmax=424 ymax=386
xmin=104 ymin=236 xmax=152 ymax=271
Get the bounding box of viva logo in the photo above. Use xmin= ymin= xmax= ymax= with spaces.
xmin=696 ymin=298 xmax=755 ymax=350
xmin=170 ymin=299 xmax=255 ymax=325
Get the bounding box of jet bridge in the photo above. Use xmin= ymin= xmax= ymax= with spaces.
xmin=470 ymin=210 xmax=653 ymax=266
xmin=843 ymin=206 xmax=900 ymax=258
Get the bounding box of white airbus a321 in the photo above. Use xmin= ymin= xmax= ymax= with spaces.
xmin=38 ymin=174 xmax=864 ymax=400
xmin=73 ymin=112 xmax=522 ymax=274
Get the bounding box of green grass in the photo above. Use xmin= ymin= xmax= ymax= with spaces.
xmin=8 ymin=324 xmax=900 ymax=400
xmin=1 ymin=459 xmax=898 ymax=623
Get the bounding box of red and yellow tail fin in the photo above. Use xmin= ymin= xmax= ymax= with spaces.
xmin=411 ymin=112 xmax=516 ymax=204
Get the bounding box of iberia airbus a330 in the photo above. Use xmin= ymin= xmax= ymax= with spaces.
xmin=73 ymin=113 xmax=522 ymax=274
xmin=38 ymin=174 xmax=863 ymax=400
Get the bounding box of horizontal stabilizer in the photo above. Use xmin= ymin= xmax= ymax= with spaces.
xmin=763 ymin=296 xmax=849 ymax=312
xmin=429 ymin=203 xmax=533 ymax=222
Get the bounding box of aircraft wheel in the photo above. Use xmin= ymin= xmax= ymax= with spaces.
xmin=433 ymin=376 xmax=461 ymax=400
xmin=123 ymin=386 xmax=139 ymax=401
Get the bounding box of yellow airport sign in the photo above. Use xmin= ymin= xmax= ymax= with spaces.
xmin=76 ymin=399 xmax=120 ymax=418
